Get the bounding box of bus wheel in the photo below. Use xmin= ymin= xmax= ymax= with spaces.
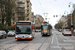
xmin=42 ymin=35 xmax=44 ymax=37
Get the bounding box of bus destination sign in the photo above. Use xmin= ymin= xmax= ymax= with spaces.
xmin=16 ymin=23 xmax=31 ymax=25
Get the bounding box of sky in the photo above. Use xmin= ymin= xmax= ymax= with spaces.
xmin=30 ymin=0 xmax=75 ymax=28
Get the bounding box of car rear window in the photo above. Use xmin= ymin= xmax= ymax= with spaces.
xmin=64 ymin=29 xmax=70 ymax=31
xmin=0 ymin=31 xmax=2 ymax=33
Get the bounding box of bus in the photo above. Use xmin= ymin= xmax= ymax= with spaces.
xmin=13 ymin=21 xmax=35 ymax=40
xmin=41 ymin=22 xmax=52 ymax=36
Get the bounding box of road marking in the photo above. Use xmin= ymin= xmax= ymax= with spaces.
xmin=63 ymin=40 xmax=75 ymax=42
xmin=63 ymin=36 xmax=69 ymax=40
xmin=1 ymin=39 xmax=15 ymax=44
xmin=59 ymin=43 xmax=72 ymax=45
xmin=51 ymin=32 xmax=61 ymax=50
xmin=51 ymin=34 xmax=54 ymax=44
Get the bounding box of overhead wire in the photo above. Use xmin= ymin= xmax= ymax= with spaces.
xmin=38 ymin=0 xmax=49 ymax=19
xmin=38 ymin=0 xmax=45 ymax=12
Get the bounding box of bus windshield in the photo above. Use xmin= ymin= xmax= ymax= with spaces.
xmin=42 ymin=26 xmax=48 ymax=30
xmin=16 ymin=25 xmax=31 ymax=34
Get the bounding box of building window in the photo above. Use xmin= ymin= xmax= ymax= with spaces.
xmin=18 ymin=17 xmax=24 ymax=21
xmin=18 ymin=0 xmax=24 ymax=2
xmin=18 ymin=4 xmax=24 ymax=7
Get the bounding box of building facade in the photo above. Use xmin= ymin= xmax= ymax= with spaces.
xmin=11 ymin=0 xmax=32 ymax=25
xmin=60 ymin=15 xmax=68 ymax=28
xmin=34 ymin=15 xmax=44 ymax=27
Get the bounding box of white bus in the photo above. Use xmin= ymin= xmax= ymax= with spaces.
xmin=13 ymin=21 xmax=35 ymax=40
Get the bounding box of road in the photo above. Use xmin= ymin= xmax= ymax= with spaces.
xmin=0 ymin=29 xmax=75 ymax=50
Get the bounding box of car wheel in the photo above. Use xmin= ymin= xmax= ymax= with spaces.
xmin=5 ymin=36 xmax=7 ymax=38
xmin=2 ymin=36 xmax=4 ymax=39
xmin=41 ymin=33 xmax=43 ymax=36
xmin=70 ymin=34 xmax=72 ymax=36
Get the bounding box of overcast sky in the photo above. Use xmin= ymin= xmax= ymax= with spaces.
xmin=30 ymin=0 xmax=75 ymax=28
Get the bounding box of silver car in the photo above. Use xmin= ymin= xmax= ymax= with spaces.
xmin=62 ymin=29 xmax=72 ymax=36
xmin=7 ymin=30 xmax=15 ymax=36
xmin=0 ymin=31 xmax=7 ymax=39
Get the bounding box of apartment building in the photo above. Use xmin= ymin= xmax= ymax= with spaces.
xmin=0 ymin=0 xmax=32 ymax=26
xmin=35 ymin=15 xmax=44 ymax=27
xmin=11 ymin=0 xmax=32 ymax=24
xmin=60 ymin=15 xmax=68 ymax=27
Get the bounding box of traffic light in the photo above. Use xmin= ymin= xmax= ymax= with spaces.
xmin=56 ymin=15 xmax=58 ymax=17
xmin=53 ymin=15 xmax=55 ymax=17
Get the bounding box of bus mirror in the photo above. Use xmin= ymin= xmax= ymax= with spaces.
xmin=32 ymin=26 xmax=34 ymax=29
xmin=13 ymin=24 xmax=15 ymax=28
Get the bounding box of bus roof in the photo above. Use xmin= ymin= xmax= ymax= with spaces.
xmin=16 ymin=21 xmax=32 ymax=22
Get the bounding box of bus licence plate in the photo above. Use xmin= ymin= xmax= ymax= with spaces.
xmin=22 ymin=37 xmax=25 ymax=39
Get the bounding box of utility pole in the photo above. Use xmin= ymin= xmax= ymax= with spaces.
xmin=69 ymin=2 xmax=73 ymax=33
xmin=73 ymin=4 xmax=75 ymax=35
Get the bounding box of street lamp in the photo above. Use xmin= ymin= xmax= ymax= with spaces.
xmin=69 ymin=2 xmax=73 ymax=26
xmin=68 ymin=2 xmax=75 ymax=33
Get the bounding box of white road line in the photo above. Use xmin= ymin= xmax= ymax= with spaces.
xmin=63 ymin=36 xmax=69 ymax=40
xmin=59 ymin=43 xmax=72 ymax=45
xmin=51 ymin=34 xmax=54 ymax=44
xmin=55 ymin=34 xmax=61 ymax=50
xmin=51 ymin=31 xmax=61 ymax=50
xmin=1 ymin=39 xmax=15 ymax=44
xmin=63 ymin=40 xmax=75 ymax=42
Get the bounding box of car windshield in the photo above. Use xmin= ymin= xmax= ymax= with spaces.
xmin=64 ymin=29 xmax=70 ymax=31
xmin=0 ymin=31 xmax=2 ymax=33
xmin=16 ymin=25 xmax=31 ymax=34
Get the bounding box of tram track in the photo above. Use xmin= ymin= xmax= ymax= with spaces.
xmin=0 ymin=33 xmax=52 ymax=50
xmin=38 ymin=36 xmax=51 ymax=50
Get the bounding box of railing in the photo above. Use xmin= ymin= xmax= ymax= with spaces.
xmin=17 ymin=4 xmax=25 ymax=8
xmin=17 ymin=0 xmax=25 ymax=4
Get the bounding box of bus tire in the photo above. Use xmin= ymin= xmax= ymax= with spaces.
xmin=42 ymin=35 xmax=44 ymax=37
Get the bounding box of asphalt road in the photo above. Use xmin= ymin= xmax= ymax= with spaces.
xmin=0 ymin=29 xmax=75 ymax=50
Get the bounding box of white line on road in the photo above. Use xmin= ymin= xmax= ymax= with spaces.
xmin=50 ymin=32 xmax=62 ymax=50
xmin=1 ymin=39 xmax=15 ymax=44
xmin=51 ymin=34 xmax=54 ymax=44
xmin=63 ymin=40 xmax=75 ymax=42
xmin=63 ymin=36 xmax=69 ymax=40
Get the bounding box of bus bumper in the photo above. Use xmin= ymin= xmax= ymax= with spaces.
xmin=15 ymin=37 xmax=33 ymax=39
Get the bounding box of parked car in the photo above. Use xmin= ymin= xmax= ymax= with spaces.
xmin=62 ymin=29 xmax=72 ymax=36
xmin=0 ymin=31 xmax=7 ymax=39
xmin=59 ymin=29 xmax=62 ymax=32
xmin=35 ymin=29 xmax=41 ymax=32
xmin=7 ymin=30 xmax=15 ymax=36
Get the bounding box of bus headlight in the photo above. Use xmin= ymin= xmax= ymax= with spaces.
xmin=15 ymin=36 xmax=18 ymax=38
xmin=29 ymin=36 xmax=32 ymax=38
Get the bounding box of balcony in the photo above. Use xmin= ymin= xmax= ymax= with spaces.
xmin=18 ymin=17 xmax=24 ymax=21
xmin=17 ymin=0 xmax=25 ymax=4
xmin=27 ymin=0 xmax=30 ymax=2
xmin=27 ymin=3 xmax=29 ymax=7
xmin=27 ymin=7 xmax=29 ymax=10
xmin=17 ymin=1 xmax=25 ymax=4
xmin=27 ymin=11 xmax=29 ymax=14
xmin=17 ymin=10 xmax=25 ymax=13
xmin=18 ymin=15 xmax=25 ymax=17
xmin=17 ymin=4 xmax=25 ymax=8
